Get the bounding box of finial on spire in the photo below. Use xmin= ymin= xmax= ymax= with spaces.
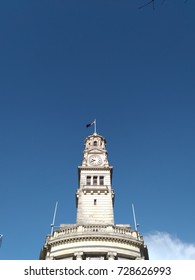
xmin=86 ymin=119 xmax=97 ymax=134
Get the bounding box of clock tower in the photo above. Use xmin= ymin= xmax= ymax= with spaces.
xmin=40 ymin=130 xmax=149 ymax=260
xmin=76 ymin=133 xmax=114 ymax=225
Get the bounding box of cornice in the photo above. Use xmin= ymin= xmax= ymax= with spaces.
xmin=47 ymin=233 xmax=143 ymax=249
xmin=78 ymin=166 xmax=113 ymax=171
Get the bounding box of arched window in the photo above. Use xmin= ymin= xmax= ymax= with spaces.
xmin=94 ymin=141 xmax=97 ymax=146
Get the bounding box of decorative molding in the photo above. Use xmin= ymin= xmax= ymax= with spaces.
xmin=47 ymin=233 xmax=143 ymax=249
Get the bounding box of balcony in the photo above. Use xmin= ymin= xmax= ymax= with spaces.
xmin=47 ymin=224 xmax=143 ymax=244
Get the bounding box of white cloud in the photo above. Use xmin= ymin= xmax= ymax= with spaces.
xmin=144 ymin=232 xmax=195 ymax=260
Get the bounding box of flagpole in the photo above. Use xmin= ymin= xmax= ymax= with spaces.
xmin=0 ymin=234 xmax=3 ymax=248
xmin=94 ymin=119 xmax=97 ymax=134
xmin=51 ymin=201 xmax=58 ymax=235
xmin=132 ymin=203 xmax=138 ymax=231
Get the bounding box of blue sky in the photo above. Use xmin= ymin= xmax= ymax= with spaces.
xmin=0 ymin=1 xmax=195 ymax=259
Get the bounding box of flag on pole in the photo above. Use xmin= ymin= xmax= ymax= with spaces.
xmin=0 ymin=234 xmax=3 ymax=248
xmin=86 ymin=119 xmax=97 ymax=134
xmin=86 ymin=120 xmax=95 ymax=128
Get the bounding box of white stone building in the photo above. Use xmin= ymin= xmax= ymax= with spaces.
xmin=40 ymin=131 xmax=149 ymax=260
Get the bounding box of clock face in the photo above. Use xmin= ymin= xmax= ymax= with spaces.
xmin=89 ymin=155 xmax=102 ymax=166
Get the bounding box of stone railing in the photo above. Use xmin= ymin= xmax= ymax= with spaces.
xmin=51 ymin=224 xmax=142 ymax=241
xmin=83 ymin=225 xmax=108 ymax=232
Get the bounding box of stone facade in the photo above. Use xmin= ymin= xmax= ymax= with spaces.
xmin=40 ymin=132 xmax=149 ymax=260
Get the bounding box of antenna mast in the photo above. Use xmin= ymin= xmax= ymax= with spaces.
xmin=50 ymin=201 xmax=58 ymax=235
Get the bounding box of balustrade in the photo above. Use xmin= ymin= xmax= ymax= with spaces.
xmin=51 ymin=224 xmax=141 ymax=240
